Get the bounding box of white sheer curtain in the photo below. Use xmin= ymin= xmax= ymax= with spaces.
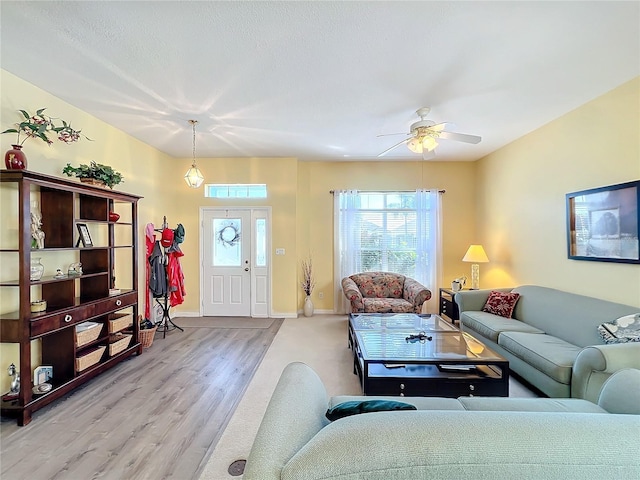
xmin=333 ymin=190 xmax=360 ymax=313
xmin=333 ymin=189 xmax=443 ymax=314
xmin=415 ymin=189 xmax=443 ymax=313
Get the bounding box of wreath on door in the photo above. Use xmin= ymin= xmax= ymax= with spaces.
xmin=217 ymin=222 xmax=241 ymax=247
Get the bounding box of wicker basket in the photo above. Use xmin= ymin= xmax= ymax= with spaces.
xmin=76 ymin=345 xmax=106 ymax=372
xmin=108 ymin=334 xmax=132 ymax=356
xmin=75 ymin=322 xmax=102 ymax=347
xmin=108 ymin=314 xmax=133 ymax=334
xmin=139 ymin=326 xmax=157 ymax=349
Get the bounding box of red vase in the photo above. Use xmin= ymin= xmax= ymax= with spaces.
xmin=5 ymin=145 xmax=27 ymax=170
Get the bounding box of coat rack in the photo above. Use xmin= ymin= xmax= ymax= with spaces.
xmin=152 ymin=216 xmax=184 ymax=338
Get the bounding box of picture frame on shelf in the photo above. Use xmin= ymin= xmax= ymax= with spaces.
xmin=33 ymin=366 xmax=53 ymax=385
xmin=566 ymin=180 xmax=640 ymax=264
xmin=75 ymin=223 xmax=93 ymax=247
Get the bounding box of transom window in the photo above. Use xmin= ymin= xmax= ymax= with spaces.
xmin=205 ymin=184 xmax=267 ymax=198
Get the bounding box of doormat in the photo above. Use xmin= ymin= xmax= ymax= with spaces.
xmin=173 ymin=317 xmax=276 ymax=329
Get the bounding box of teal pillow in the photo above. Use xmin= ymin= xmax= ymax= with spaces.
xmin=326 ymin=400 xmax=417 ymax=421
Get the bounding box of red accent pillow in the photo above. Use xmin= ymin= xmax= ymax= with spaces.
xmin=482 ymin=291 xmax=520 ymax=318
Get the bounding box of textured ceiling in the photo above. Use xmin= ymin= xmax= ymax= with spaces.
xmin=1 ymin=1 xmax=638 ymax=162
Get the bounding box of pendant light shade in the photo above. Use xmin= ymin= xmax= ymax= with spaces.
xmin=184 ymin=119 xmax=204 ymax=188
xmin=184 ymin=165 xmax=204 ymax=188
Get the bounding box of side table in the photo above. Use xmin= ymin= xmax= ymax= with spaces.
xmin=439 ymin=287 xmax=462 ymax=323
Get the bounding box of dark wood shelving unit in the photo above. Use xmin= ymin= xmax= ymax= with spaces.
xmin=0 ymin=170 xmax=142 ymax=426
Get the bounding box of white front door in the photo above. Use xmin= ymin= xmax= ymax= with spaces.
xmin=201 ymin=208 xmax=270 ymax=317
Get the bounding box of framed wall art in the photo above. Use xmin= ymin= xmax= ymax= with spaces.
xmin=75 ymin=223 xmax=93 ymax=247
xmin=566 ymin=180 xmax=640 ymax=264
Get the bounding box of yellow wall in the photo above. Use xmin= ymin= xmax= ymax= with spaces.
xmin=476 ymin=77 xmax=640 ymax=306
xmin=157 ymin=157 xmax=478 ymax=314
xmin=158 ymin=156 xmax=299 ymax=315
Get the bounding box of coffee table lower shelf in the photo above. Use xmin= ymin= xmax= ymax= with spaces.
xmin=354 ymin=360 xmax=509 ymax=397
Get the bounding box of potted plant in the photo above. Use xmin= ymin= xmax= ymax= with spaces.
xmin=62 ymin=161 xmax=124 ymax=189
xmin=2 ymin=108 xmax=90 ymax=169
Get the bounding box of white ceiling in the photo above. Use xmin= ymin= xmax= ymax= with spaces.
xmin=1 ymin=1 xmax=638 ymax=162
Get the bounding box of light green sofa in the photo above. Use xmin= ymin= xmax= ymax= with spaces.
xmin=455 ymin=285 xmax=639 ymax=401
xmin=244 ymin=362 xmax=640 ymax=480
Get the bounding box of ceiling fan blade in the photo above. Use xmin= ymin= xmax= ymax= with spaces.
xmin=378 ymin=137 xmax=411 ymax=157
xmin=429 ymin=122 xmax=449 ymax=132
xmin=439 ymin=131 xmax=482 ymax=144
xmin=376 ymin=133 xmax=410 ymax=137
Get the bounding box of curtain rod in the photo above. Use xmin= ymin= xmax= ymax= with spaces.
xmin=329 ymin=189 xmax=445 ymax=194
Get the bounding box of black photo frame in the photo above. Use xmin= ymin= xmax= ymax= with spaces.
xmin=566 ymin=180 xmax=640 ymax=264
xmin=76 ymin=223 xmax=93 ymax=247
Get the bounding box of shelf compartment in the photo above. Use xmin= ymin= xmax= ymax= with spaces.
xmin=80 ymin=249 xmax=109 ymax=274
xmin=41 ymin=188 xmax=74 ymax=248
xmin=42 ymin=280 xmax=76 ymax=310
xmin=76 ymin=345 xmax=106 ymax=372
xmin=42 ymin=328 xmax=75 ymax=382
xmin=79 ymin=194 xmax=108 ymax=222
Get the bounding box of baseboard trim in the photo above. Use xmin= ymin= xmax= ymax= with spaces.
xmin=172 ymin=310 xmax=299 ymax=319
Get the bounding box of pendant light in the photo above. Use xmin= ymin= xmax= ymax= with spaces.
xmin=184 ymin=119 xmax=204 ymax=188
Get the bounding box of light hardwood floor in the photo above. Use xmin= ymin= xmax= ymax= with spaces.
xmin=0 ymin=318 xmax=282 ymax=480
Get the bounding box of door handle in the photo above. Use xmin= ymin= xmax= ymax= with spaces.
xmin=244 ymin=267 xmax=250 ymax=272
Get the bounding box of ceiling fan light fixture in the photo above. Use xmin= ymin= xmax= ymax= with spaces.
xmin=407 ymin=137 xmax=422 ymax=153
xmin=184 ymin=119 xmax=204 ymax=188
xmin=407 ymin=135 xmax=438 ymax=154
xmin=422 ymin=136 xmax=438 ymax=151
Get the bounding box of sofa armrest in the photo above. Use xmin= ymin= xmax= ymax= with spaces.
xmin=597 ymin=368 xmax=640 ymax=414
xmin=572 ymin=343 xmax=640 ymax=403
xmin=341 ymin=277 xmax=363 ymax=313
xmin=244 ymin=362 xmax=330 ymax=480
xmin=403 ymin=277 xmax=431 ymax=311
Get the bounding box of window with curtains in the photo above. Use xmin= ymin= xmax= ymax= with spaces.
xmin=355 ymin=192 xmax=422 ymax=274
xmin=334 ymin=189 xmax=442 ymax=313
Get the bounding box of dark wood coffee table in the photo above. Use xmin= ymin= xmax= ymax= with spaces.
xmin=348 ymin=313 xmax=509 ymax=397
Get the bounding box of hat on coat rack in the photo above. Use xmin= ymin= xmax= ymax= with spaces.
xmin=161 ymin=228 xmax=174 ymax=247
xmin=174 ymin=224 xmax=185 ymax=244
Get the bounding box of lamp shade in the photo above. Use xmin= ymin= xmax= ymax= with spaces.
xmin=462 ymin=244 xmax=489 ymax=263
xmin=184 ymin=165 xmax=204 ymax=188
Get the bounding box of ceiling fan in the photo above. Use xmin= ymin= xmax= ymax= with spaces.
xmin=378 ymin=107 xmax=481 ymax=160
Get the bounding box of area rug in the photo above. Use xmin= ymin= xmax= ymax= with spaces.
xmin=197 ymin=314 xmax=537 ymax=479
xmin=172 ymin=317 xmax=276 ymax=329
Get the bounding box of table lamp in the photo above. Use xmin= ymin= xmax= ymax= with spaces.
xmin=462 ymin=244 xmax=489 ymax=290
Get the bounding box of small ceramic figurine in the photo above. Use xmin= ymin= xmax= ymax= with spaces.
xmin=30 ymin=210 xmax=45 ymax=249
xmin=54 ymin=269 xmax=66 ymax=279
xmin=8 ymin=363 xmax=20 ymax=394
xmin=68 ymin=262 xmax=83 ymax=276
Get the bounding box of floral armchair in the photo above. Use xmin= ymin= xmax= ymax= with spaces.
xmin=341 ymin=272 xmax=431 ymax=314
